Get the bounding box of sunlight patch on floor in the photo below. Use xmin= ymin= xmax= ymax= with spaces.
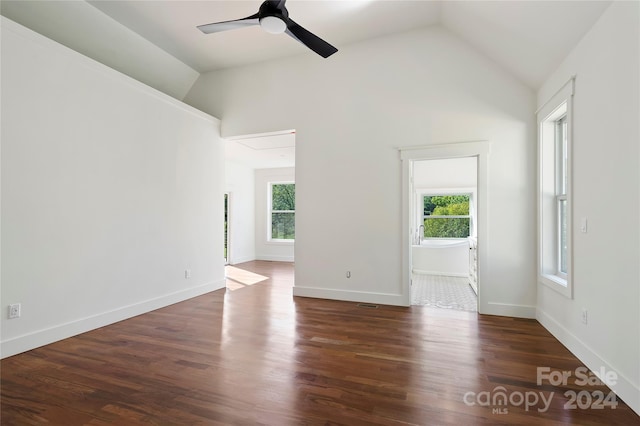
xmin=225 ymin=265 xmax=269 ymax=290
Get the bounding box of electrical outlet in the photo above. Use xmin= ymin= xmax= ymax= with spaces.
xmin=9 ymin=303 xmax=21 ymax=319
xmin=185 ymin=269 xmax=192 ymax=279
xmin=581 ymin=308 xmax=588 ymax=325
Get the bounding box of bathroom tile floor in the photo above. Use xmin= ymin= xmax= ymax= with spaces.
xmin=411 ymin=273 xmax=477 ymax=312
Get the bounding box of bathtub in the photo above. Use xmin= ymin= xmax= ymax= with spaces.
xmin=412 ymin=239 xmax=469 ymax=277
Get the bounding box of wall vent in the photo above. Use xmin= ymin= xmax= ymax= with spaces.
xmin=357 ymin=303 xmax=379 ymax=309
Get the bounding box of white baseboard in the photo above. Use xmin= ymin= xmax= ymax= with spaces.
xmin=482 ymin=301 xmax=536 ymax=318
xmin=0 ymin=280 xmax=225 ymax=359
xmin=293 ymin=286 xmax=408 ymax=306
xmin=256 ymin=255 xmax=294 ymax=262
xmin=228 ymin=255 xmax=256 ymax=265
xmin=537 ymin=308 xmax=640 ymax=416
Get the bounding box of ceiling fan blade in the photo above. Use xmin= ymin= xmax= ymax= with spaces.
xmin=267 ymin=0 xmax=287 ymax=8
xmin=197 ymin=13 xmax=260 ymax=34
xmin=285 ymin=19 xmax=338 ymax=58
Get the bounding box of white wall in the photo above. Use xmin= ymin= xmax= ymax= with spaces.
xmin=413 ymin=157 xmax=477 ymax=189
xmin=185 ymin=25 xmax=537 ymax=315
xmin=536 ymin=2 xmax=640 ymax=415
xmin=0 ymin=1 xmax=199 ymax=100
xmin=1 ymin=17 xmax=225 ymax=358
xmin=225 ymin=161 xmax=256 ymax=264
xmin=254 ymin=168 xmax=295 ymax=262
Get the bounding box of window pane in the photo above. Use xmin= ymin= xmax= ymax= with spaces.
xmin=557 ymin=116 xmax=568 ymax=195
xmin=424 ymin=218 xmax=470 ymax=238
xmin=559 ymin=199 xmax=567 ymax=274
xmin=562 ymin=119 xmax=568 ymax=194
xmin=424 ymin=195 xmax=470 ymax=216
xmin=272 ymin=184 xmax=295 ymax=211
xmin=272 ymin=212 xmax=295 ymax=239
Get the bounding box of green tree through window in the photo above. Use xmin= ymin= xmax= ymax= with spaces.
xmin=271 ymin=183 xmax=295 ymax=240
xmin=423 ymin=195 xmax=470 ymax=238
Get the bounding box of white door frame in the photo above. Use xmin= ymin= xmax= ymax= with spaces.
xmin=399 ymin=141 xmax=491 ymax=311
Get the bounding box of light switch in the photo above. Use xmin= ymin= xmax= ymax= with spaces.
xmin=580 ymin=217 xmax=588 ymax=233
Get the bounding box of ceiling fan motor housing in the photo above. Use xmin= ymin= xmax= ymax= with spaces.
xmin=259 ymin=1 xmax=288 ymax=34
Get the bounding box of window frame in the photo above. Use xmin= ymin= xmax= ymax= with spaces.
xmin=538 ymin=78 xmax=573 ymax=298
xmin=268 ymin=181 xmax=295 ymax=243
xmin=417 ymin=189 xmax=476 ymax=240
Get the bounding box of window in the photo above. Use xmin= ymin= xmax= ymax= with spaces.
xmin=269 ymin=183 xmax=295 ymax=241
xmin=538 ymin=78 xmax=573 ymax=297
xmin=556 ymin=116 xmax=568 ymax=276
xmin=422 ymin=194 xmax=472 ymax=239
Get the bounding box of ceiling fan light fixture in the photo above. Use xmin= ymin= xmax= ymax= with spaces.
xmin=198 ymin=0 xmax=337 ymax=58
xmin=260 ymin=15 xmax=287 ymax=34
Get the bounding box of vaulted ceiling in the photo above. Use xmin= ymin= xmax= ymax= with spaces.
xmin=1 ymin=1 xmax=612 ymax=170
xmin=2 ymin=0 xmax=611 ymax=97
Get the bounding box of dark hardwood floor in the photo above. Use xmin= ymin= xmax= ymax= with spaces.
xmin=2 ymin=261 xmax=638 ymax=425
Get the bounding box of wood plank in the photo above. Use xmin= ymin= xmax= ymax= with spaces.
xmin=2 ymin=260 xmax=638 ymax=425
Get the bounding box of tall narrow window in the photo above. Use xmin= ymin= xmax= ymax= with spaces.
xmin=556 ymin=116 xmax=568 ymax=277
xmin=224 ymin=193 xmax=229 ymax=264
xmin=538 ymin=78 xmax=573 ymax=297
xmin=269 ymin=183 xmax=295 ymax=241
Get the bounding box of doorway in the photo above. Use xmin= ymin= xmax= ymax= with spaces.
xmin=400 ymin=141 xmax=490 ymax=312
xmin=224 ymin=130 xmax=296 ymax=267
xmin=410 ymin=157 xmax=478 ymax=311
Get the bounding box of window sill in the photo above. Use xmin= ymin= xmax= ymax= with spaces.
xmin=267 ymin=240 xmax=294 ymax=245
xmin=540 ymin=273 xmax=572 ymax=298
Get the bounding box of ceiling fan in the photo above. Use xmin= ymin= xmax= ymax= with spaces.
xmin=197 ymin=0 xmax=338 ymax=58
